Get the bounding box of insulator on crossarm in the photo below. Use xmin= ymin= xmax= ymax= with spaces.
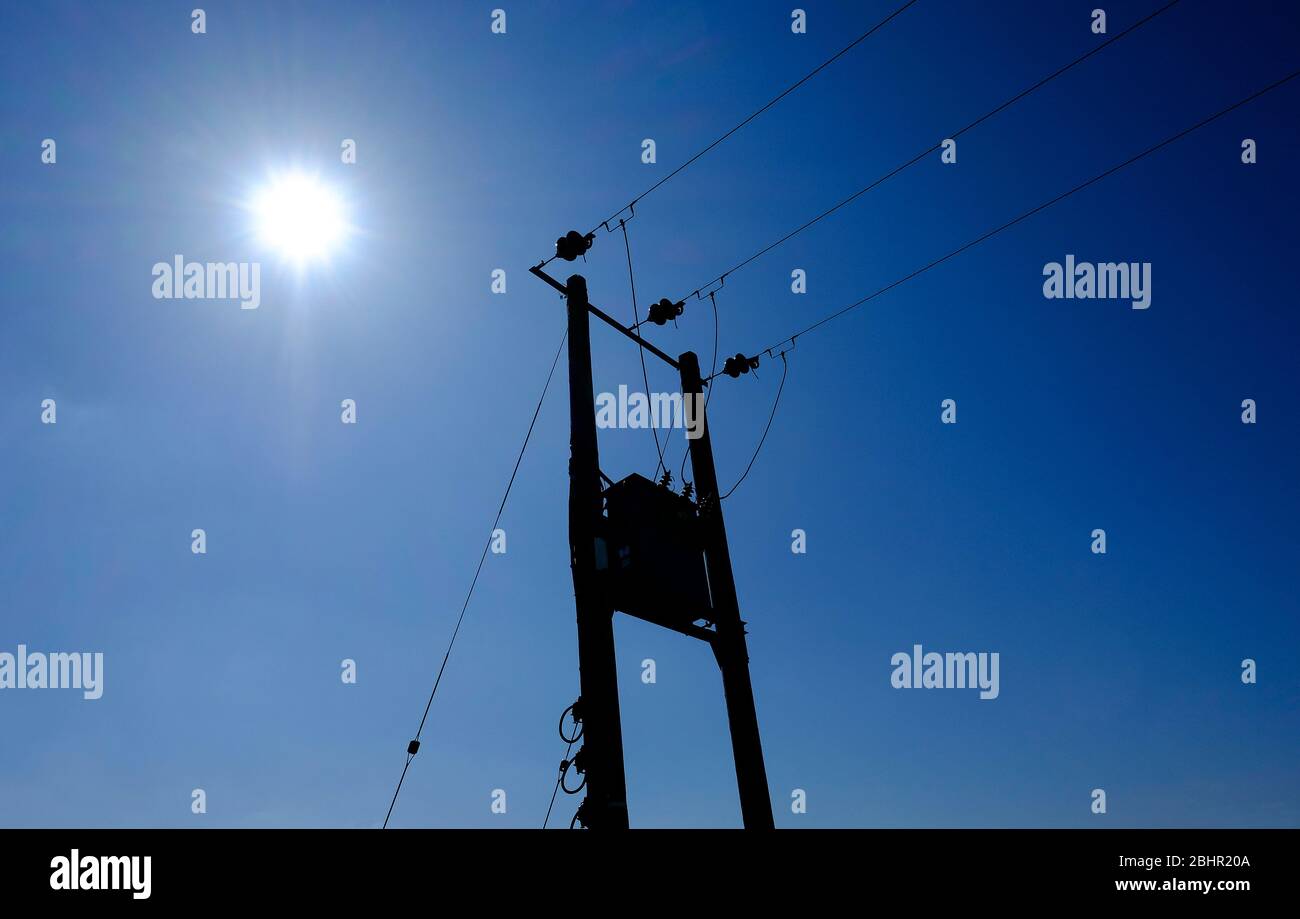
xmin=647 ymin=297 xmax=684 ymax=326
xmin=722 ymin=352 xmax=760 ymax=378
xmin=556 ymin=230 xmax=595 ymax=262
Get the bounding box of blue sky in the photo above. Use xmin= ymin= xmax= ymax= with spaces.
xmin=1 ymin=0 xmax=1297 ymax=828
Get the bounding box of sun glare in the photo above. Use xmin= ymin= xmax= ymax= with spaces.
xmin=252 ymin=173 xmax=347 ymax=263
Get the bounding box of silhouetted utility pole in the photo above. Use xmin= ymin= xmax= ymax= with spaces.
xmin=564 ymin=275 xmax=630 ymax=830
xmin=679 ymin=351 xmax=774 ymax=829
xmin=531 ymin=261 xmax=774 ymax=830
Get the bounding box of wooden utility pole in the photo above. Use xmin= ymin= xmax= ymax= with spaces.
xmin=679 ymin=350 xmax=775 ymax=829
xmin=564 ymin=274 xmax=630 ymax=829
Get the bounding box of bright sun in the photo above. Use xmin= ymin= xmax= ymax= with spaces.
xmin=252 ymin=173 xmax=346 ymax=263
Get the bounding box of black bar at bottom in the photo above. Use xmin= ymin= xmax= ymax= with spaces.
xmin=0 ymin=828 xmax=1289 ymax=905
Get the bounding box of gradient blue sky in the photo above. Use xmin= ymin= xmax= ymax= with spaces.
xmin=2 ymin=0 xmax=1297 ymax=828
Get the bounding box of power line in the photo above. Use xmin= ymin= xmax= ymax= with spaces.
xmin=720 ymin=351 xmax=788 ymax=501
xmin=542 ymin=738 xmax=575 ymax=829
xmin=382 ymin=329 xmax=569 ymax=829
xmin=678 ymin=0 xmax=1184 ymax=303
xmin=619 ymin=218 xmax=666 ymax=478
xmin=538 ymin=0 xmax=921 ymax=267
xmin=729 ymin=68 xmax=1300 ymax=363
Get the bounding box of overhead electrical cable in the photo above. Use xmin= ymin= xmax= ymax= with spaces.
xmin=537 ymin=0 xmax=922 ymax=267
xmin=719 ymin=352 xmax=789 ymax=501
xmin=620 ymin=218 xmax=667 ymax=478
xmin=678 ymin=0 xmax=1184 ymax=303
xmin=382 ymin=329 xmax=569 ymax=829
xmin=710 ymin=69 xmax=1300 ymax=371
